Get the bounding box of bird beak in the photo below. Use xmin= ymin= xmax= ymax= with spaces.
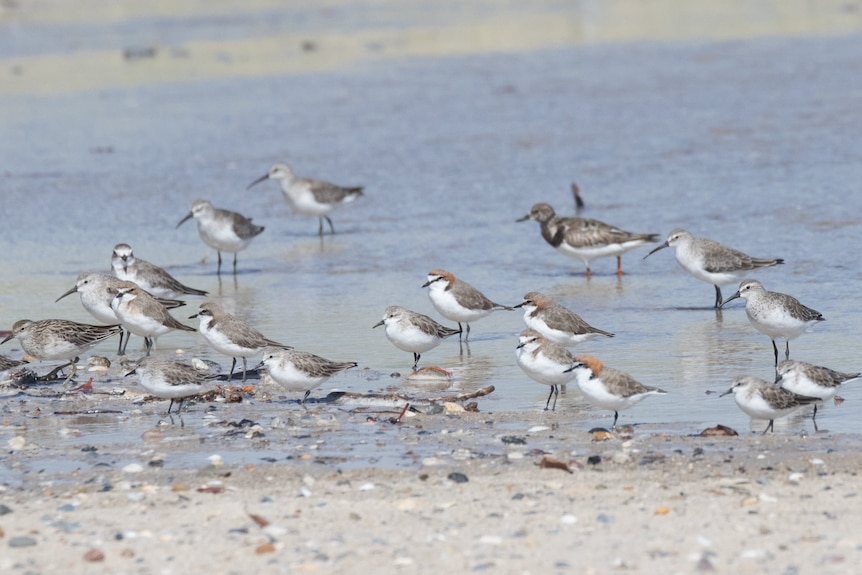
xmin=720 ymin=292 xmax=741 ymax=308
xmin=421 ymin=280 xmax=432 ymax=288
xmin=563 ymin=362 xmax=582 ymax=373
xmin=1 ymin=333 xmax=14 ymax=345
xmin=246 ymin=173 xmax=269 ymax=190
xmin=372 ymin=320 xmax=384 ymax=329
xmin=253 ymin=361 xmax=266 ymax=372
xmin=124 ymin=368 xmax=137 ymax=377
xmin=513 ymin=301 xmax=526 ymax=309
xmin=188 ymin=313 xmax=199 ymax=319
xmin=719 ymin=388 xmax=733 ymax=397
xmin=643 ymin=241 xmax=669 ymax=260
xmin=55 ymin=285 xmax=78 ymax=303
xmin=515 ymin=214 xmax=531 ymax=222
xmin=176 ymin=212 xmax=194 ymax=229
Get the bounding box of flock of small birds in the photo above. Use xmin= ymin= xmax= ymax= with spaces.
xmin=1 ymin=171 xmax=857 ymax=432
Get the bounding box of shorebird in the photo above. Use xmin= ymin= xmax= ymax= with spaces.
xmin=111 ymin=286 xmax=196 ymax=356
xmin=515 ymin=329 xmax=576 ymax=411
xmin=1 ymin=319 xmax=121 ymax=385
xmin=644 ymin=229 xmax=784 ymax=308
xmin=373 ymin=305 xmax=461 ymax=369
xmin=775 ymin=359 xmax=859 ymax=420
xmin=257 ymin=346 xmax=357 ymax=403
xmin=125 ymin=356 xmax=220 ymax=415
xmin=176 ymin=199 xmax=265 ymax=275
xmin=721 ymin=375 xmax=819 ymax=434
xmin=111 ymin=243 xmax=208 ymax=299
xmin=565 ymin=355 xmax=666 ymax=427
xmin=515 ymin=291 xmax=613 ymax=347
xmin=189 ymin=301 xmax=291 ymax=382
xmin=517 ymin=203 xmax=658 ymax=277
xmin=55 ymin=272 xmax=185 ymax=355
xmin=422 ymin=269 xmax=511 ymax=340
xmin=247 ymin=162 xmax=363 ymax=236
xmin=721 ymin=280 xmax=824 ymax=368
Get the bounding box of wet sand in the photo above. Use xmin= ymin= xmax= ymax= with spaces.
xmin=3 ymin=388 xmax=861 ymax=573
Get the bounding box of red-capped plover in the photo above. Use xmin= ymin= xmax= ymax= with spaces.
xmin=515 ymin=291 xmax=613 ymax=347
xmin=422 ymin=269 xmax=512 ymax=341
xmin=644 ymin=228 xmax=783 ymax=308
xmin=565 ymin=355 xmax=666 ymax=427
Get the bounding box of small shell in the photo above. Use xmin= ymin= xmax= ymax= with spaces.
xmin=87 ymin=356 xmax=111 ymax=371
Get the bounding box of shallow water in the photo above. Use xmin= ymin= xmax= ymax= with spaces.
xmin=1 ymin=1 xmax=862 ymax=474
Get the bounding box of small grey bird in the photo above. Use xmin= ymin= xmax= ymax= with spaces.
xmin=176 ymin=199 xmax=265 ymax=275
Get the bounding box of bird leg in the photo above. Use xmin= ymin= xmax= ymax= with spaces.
xmin=713 ymin=285 xmax=723 ymax=309
xmin=233 ymin=252 xmax=238 ymax=275
xmin=763 ymin=419 xmax=775 ymax=434
xmin=217 ymin=251 xmax=222 ymax=275
xmin=616 ymin=256 xmax=624 ymax=276
xmin=784 ymin=341 xmax=790 ymax=360
xmin=145 ymin=337 xmax=153 ymax=357
xmin=584 ymin=266 xmax=592 ymax=279
xmin=241 ymin=357 xmax=248 ymax=382
xmin=120 ymin=331 xmax=131 ymax=355
xmin=302 ymin=389 xmax=311 ymax=404
xmin=412 ymin=353 xmax=421 ymax=370
xmin=116 ymin=331 xmax=126 ymax=355
xmin=229 ymin=357 xmax=237 ymax=380
xmin=324 ymin=215 xmax=335 ymax=235
xmin=771 ymin=340 xmax=779 ymax=368
xmin=544 ymin=385 xmax=559 ymax=411
xmin=612 ymin=411 xmax=620 ymax=428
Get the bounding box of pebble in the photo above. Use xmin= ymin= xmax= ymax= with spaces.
xmin=7 ymin=436 xmax=26 ymax=450
xmin=528 ymin=426 xmax=550 ymax=433
xmin=447 ymin=472 xmax=469 ymax=484
xmin=0 ymin=504 xmax=12 ymax=516
xmin=9 ymin=536 xmax=37 ymax=548
xmin=122 ymin=463 xmax=144 ymax=474
xmin=83 ymin=548 xmax=105 ymax=562
xmin=560 ymin=514 xmax=577 ymax=525
xmin=506 ymin=452 xmax=524 ymax=461
xmin=359 ymin=482 xmax=375 ymax=491
xmin=479 ymin=535 xmax=502 ymax=545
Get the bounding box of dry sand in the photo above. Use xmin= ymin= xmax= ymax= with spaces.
xmin=2 ymin=387 xmax=861 ymax=575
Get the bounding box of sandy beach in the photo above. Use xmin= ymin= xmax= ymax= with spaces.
xmin=3 ymin=382 xmax=861 ymax=574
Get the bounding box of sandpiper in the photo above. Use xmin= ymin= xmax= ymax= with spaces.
xmin=111 ymin=243 xmax=208 ymax=299
xmin=111 ymin=286 xmax=196 ymax=356
xmin=1 ymin=319 xmax=122 ymax=384
xmin=257 ymin=346 xmax=357 ymax=403
xmin=247 ymin=162 xmax=363 ymax=236
xmin=644 ymin=228 xmax=784 ymax=308
xmin=775 ymin=359 xmax=859 ymax=420
xmin=189 ymin=301 xmax=291 ymax=382
xmin=176 ymin=199 xmax=265 ymax=275
xmin=373 ymin=305 xmax=461 ymax=369
xmin=564 ymin=355 xmax=666 ymax=427
xmin=721 ymin=375 xmax=819 ymax=434
xmin=517 ymin=203 xmax=658 ymax=276
xmin=721 ymin=280 xmax=824 ymax=368
xmin=422 ymin=269 xmax=511 ymax=340
xmin=515 ymin=328 xmax=576 ymax=411
xmin=125 ymin=356 xmax=219 ymax=415
xmin=515 ymin=291 xmax=613 ymax=347
xmin=56 ymin=272 xmax=185 ymax=354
